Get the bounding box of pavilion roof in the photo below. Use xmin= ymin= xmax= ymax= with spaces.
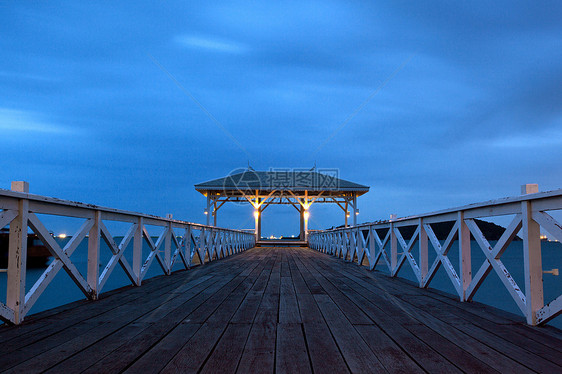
xmin=195 ymin=170 xmax=369 ymax=196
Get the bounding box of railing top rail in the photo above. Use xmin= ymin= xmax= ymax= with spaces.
xmin=0 ymin=189 xmax=249 ymax=233
xmin=316 ymin=188 xmax=562 ymax=232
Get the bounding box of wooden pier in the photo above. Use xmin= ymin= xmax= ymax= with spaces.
xmin=1 ymin=246 xmax=561 ymax=373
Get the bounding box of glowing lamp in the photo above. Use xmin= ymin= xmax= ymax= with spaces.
xmin=254 ymin=210 xmax=260 ymax=219
xmin=303 ymin=211 xmax=310 ymax=220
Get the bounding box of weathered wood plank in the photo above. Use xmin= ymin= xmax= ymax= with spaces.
xmin=276 ymin=323 xmax=311 ymax=374
xmin=199 ymin=323 xmax=252 ymax=374
xmin=123 ymin=322 xmax=201 ymax=374
xmin=279 ymin=276 xmax=301 ymax=324
xmin=303 ymin=252 xmax=466 ymax=373
xmin=160 ymin=322 xmax=227 ymax=373
xmin=157 ymin=253 xmax=267 ymax=373
xmin=237 ymin=250 xmax=281 ymax=373
xmin=287 ymin=251 xmax=350 ymax=373
xmin=236 ymin=321 xmax=276 ymax=373
xmin=354 ymin=324 xmax=425 ymax=374
xmin=32 ymin=256 xmax=255 ymax=372
xmin=313 ymin=294 xmax=387 ymax=373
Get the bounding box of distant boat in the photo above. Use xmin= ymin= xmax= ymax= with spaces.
xmin=0 ymin=228 xmax=51 ymax=268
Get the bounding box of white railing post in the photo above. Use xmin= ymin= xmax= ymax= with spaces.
xmin=522 ymin=200 xmax=544 ymax=325
xmin=165 ymin=214 xmax=172 ymax=275
xmin=186 ymin=225 xmax=193 ymax=266
xmin=200 ymin=227 xmax=206 ymax=264
xmin=224 ymin=231 xmax=229 ymax=255
xmin=338 ymin=231 xmax=343 ymax=257
xmin=6 ymin=196 xmax=29 ymax=324
xmin=458 ymin=211 xmax=471 ymax=301
xmin=225 ymin=231 xmax=231 ymax=255
xmin=368 ymin=227 xmax=376 ymax=270
xmin=87 ymin=210 xmax=101 ymax=299
xmin=207 ymin=228 xmax=211 ymax=256
xmin=132 ymin=217 xmax=143 ymax=285
xmin=419 ymin=218 xmax=428 ymax=287
xmin=390 ymin=215 xmax=397 ymax=275
xmin=356 ymin=228 xmax=363 ymax=265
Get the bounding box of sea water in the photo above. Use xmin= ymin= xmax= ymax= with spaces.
xmin=1 ymin=238 xmax=561 ymax=329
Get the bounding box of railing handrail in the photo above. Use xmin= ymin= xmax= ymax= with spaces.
xmin=320 ymin=188 xmax=562 ymax=232
xmin=0 ymin=189 xmax=247 ymax=233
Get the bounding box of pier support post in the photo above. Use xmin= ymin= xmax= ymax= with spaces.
xmin=87 ymin=210 xmax=101 ymax=299
xmin=165 ymin=214 xmax=172 ymax=275
xmin=6 ymin=196 xmax=29 ymax=324
xmin=132 ymin=217 xmax=143 ymax=286
xmin=522 ymin=200 xmax=543 ymax=325
xmin=185 ymin=225 xmax=193 ymax=267
xmin=419 ymin=218 xmax=428 ymax=287
xmin=458 ymin=211 xmax=471 ymax=301
xmin=369 ymin=227 xmax=376 ymax=270
xmin=390 ymin=214 xmax=397 ymax=275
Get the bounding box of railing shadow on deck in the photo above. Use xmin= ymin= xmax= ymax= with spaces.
xmin=0 ymin=189 xmax=255 ymax=325
xmin=308 ymin=189 xmax=562 ymax=326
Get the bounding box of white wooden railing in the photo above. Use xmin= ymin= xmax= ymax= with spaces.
xmin=308 ymin=189 xmax=562 ymax=326
xmin=0 ymin=189 xmax=255 ymax=325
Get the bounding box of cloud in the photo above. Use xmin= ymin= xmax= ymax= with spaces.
xmin=0 ymin=108 xmax=73 ymax=134
xmin=173 ymin=35 xmax=249 ymax=54
xmin=484 ymin=129 xmax=562 ymax=148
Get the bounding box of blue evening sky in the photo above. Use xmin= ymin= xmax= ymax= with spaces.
xmin=1 ymin=1 xmax=561 ymax=235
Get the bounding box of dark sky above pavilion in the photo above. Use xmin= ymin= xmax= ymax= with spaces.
xmin=2 ymin=1 xmax=561 ymax=235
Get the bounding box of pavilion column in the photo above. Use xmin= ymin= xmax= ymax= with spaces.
xmin=299 ymin=206 xmax=305 ymax=241
xmin=206 ymin=195 xmax=211 ymax=226
xmin=254 ymin=201 xmax=262 ymax=242
xmin=213 ymin=200 xmax=217 ymax=226
xmin=258 ymin=207 xmax=262 ymax=240
xmin=352 ymin=194 xmax=357 ymax=226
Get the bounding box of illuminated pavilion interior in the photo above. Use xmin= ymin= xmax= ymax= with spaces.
xmin=195 ymin=168 xmax=369 ymax=244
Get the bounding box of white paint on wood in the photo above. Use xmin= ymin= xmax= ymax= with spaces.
xmin=521 ymin=201 xmax=544 ymax=324
xmin=6 ymin=199 xmax=28 ymax=323
xmin=521 ymin=184 xmax=539 ymax=195
xmin=11 ymin=181 xmax=29 ymax=193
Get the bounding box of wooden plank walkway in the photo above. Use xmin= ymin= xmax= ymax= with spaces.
xmin=1 ymin=247 xmax=561 ymax=373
